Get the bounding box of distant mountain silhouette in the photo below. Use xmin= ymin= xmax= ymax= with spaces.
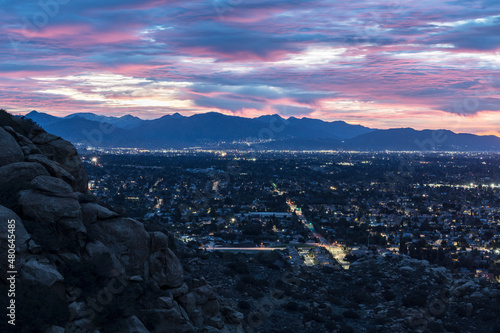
xmin=345 ymin=128 xmax=500 ymax=151
xmin=25 ymin=110 xmax=61 ymax=126
xmin=25 ymin=111 xmax=500 ymax=151
xmin=64 ymin=112 xmax=143 ymax=129
xmin=27 ymin=110 xmax=143 ymax=129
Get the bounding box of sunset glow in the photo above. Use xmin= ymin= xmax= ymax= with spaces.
xmin=1 ymin=0 xmax=499 ymax=134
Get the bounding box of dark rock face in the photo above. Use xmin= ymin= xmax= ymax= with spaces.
xmin=26 ymin=154 xmax=76 ymax=185
xmin=0 ymin=126 xmax=24 ymax=166
xmin=81 ymin=202 xmax=119 ymax=226
xmin=0 ymin=206 xmax=30 ymax=279
xmin=0 ymin=111 xmax=241 ymax=333
xmin=29 ymin=131 xmax=88 ymax=192
xmin=87 ymin=217 xmax=150 ymax=275
xmin=0 ymin=162 xmax=50 ymax=210
xmin=149 ymin=232 xmax=184 ymax=288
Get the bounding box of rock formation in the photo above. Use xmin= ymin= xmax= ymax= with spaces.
xmin=0 ymin=110 xmax=244 ymax=332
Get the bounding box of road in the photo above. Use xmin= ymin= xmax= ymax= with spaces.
xmin=288 ymin=200 xmax=350 ymax=269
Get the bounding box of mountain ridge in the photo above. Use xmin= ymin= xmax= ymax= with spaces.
xmin=23 ymin=111 xmax=500 ymax=151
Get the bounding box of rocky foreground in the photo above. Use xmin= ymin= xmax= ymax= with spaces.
xmin=0 ymin=110 xmax=499 ymax=333
xmin=0 ymin=110 xmax=244 ymax=333
xmin=178 ymin=249 xmax=500 ymax=333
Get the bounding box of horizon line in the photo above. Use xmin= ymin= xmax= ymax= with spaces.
xmin=15 ymin=109 xmax=500 ymax=139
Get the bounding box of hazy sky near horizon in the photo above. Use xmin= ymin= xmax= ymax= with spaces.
xmin=1 ymin=0 xmax=500 ymax=135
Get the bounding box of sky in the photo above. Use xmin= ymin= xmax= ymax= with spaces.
xmin=1 ymin=0 xmax=500 ymax=136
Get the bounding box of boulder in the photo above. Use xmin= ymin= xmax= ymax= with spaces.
xmin=27 ymin=155 xmax=75 ymax=184
xmin=0 ymin=206 xmax=30 ymax=279
xmin=0 ymin=162 xmax=49 ymax=210
xmin=202 ymin=299 xmax=220 ymax=317
xmin=117 ymin=315 xmax=150 ymax=333
xmin=81 ymin=202 xmax=119 ymax=227
xmin=19 ymin=188 xmax=86 ymax=250
xmin=66 ymin=286 xmax=82 ymax=302
xmin=457 ymin=281 xmax=477 ymax=294
xmin=19 ymin=189 xmax=82 ymax=225
xmin=193 ymin=285 xmax=217 ymax=305
xmin=206 ymin=315 xmax=224 ymax=329
xmin=178 ymin=292 xmax=197 ymax=317
xmin=68 ymin=301 xmax=87 ymax=321
xmin=130 ymin=275 xmax=144 ymax=282
xmin=20 ymin=257 xmax=64 ymax=287
xmin=84 ymin=241 xmax=124 ymax=277
xmin=44 ymin=326 xmax=65 ymax=333
xmin=58 ymin=252 xmax=81 ymax=263
xmin=221 ymin=307 xmax=244 ymax=325
xmin=469 ymin=291 xmax=486 ymax=304
xmin=0 ymin=126 xmax=24 ymax=166
xmin=27 ymin=239 xmax=43 ymax=254
xmin=87 ymin=217 xmax=150 ymax=275
xmin=31 ymin=132 xmax=88 ymax=193
xmin=31 ymin=176 xmax=77 ymax=199
xmin=168 ymin=283 xmax=189 ymax=298
xmin=148 ymin=232 xmax=184 ymax=288
xmin=3 ymin=126 xmax=42 ymax=156
xmin=159 ymin=296 xmax=175 ymax=309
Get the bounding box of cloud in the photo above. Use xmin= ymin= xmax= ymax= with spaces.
xmin=194 ymin=96 xmax=265 ymax=111
xmin=275 ymin=105 xmax=314 ymax=116
xmin=0 ymin=0 xmax=499 ymax=134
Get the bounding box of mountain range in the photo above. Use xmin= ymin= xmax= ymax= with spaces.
xmin=24 ymin=111 xmax=500 ymax=151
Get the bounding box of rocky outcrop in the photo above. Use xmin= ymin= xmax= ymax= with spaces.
xmin=19 ymin=176 xmax=87 ymax=250
xmin=0 ymin=162 xmax=50 ymax=210
xmin=0 ymin=126 xmax=24 ymax=166
xmin=0 ymin=110 xmax=241 ymax=333
xmin=29 ymin=130 xmax=88 ymax=192
xmin=20 ymin=257 xmax=64 ymax=288
xmin=149 ymin=232 xmax=184 ymax=288
xmin=87 ymin=217 xmax=150 ymax=275
xmin=0 ymin=205 xmax=30 ymax=280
